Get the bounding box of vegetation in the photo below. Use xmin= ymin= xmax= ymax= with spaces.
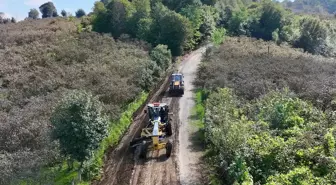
xmin=218 ymin=0 xmax=336 ymax=57
xmin=0 ymin=18 xmax=171 ymax=184
xmin=196 ymin=37 xmax=336 ymax=184
xmin=282 ymin=0 xmax=336 ymax=15
xmin=39 ymin=2 xmax=58 ymax=18
xmin=0 ymin=13 xmax=16 ymax=24
xmin=51 ymin=90 xmax=109 ymax=165
xmin=91 ymin=0 xmax=220 ymax=56
xmin=2 ymin=0 xmax=336 ymax=184
xmin=61 ymin=10 xmax=67 ymax=17
xmin=28 ymin=9 xmax=40 ymax=19
xmin=75 ymin=9 xmax=86 ymax=18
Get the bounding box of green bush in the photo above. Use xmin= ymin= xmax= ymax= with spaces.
xmin=81 ymin=91 xmax=148 ymax=180
xmin=150 ymin=44 xmax=172 ymax=71
xmin=202 ymin=88 xmax=336 ymax=184
xmin=51 ymin=90 xmax=109 ymax=164
xmin=211 ymin=27 xmax=226 ymax=45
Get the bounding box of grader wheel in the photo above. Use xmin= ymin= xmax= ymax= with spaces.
xmin=166 ymin=142 xmax=173 ymax=158
xmin=166 ymin=121 xmax=172 ymax=136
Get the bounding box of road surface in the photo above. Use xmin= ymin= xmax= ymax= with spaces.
xmin=178 ymin=47 xmax=208 ymax=185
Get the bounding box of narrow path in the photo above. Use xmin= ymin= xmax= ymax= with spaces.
xmin=178 ymin=46 xmax=208 ymax=185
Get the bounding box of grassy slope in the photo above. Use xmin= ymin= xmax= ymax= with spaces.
xmin=0 ymin=18 xmax=155 ymax=184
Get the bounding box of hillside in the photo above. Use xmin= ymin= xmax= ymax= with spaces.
xmin=196 ymin=37 xmax=336 ymax=184
xmin=0 ymin=18 xmax=169 ymax=184
xmin=282 ymin=0 xmax=336 ymax=15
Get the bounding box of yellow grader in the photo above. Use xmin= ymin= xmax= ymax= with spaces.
xmin=130 ymin=102 xmax=173 ymax=159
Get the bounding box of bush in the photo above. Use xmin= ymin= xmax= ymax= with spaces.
xmin=211 ymin=27 xmax=226 ymax=45
xmin=195 ymin=37 xmax=336 ymax=109
xmin=202 ymin=88 xmax=336 ymax=184
xmin=150 ymin=44 xmax=172 ymax=71
xmin=51 ymin=90 xmax=109 ymax=163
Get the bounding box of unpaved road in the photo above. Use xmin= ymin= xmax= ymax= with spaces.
xmin=178 ymin=47 xmax=208 ymax=185
xmin=94 ymin=46 xmax=208 ymax=185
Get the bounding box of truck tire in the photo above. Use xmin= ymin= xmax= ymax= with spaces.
xmin=166 ymin=142 xmax=172 ymax=158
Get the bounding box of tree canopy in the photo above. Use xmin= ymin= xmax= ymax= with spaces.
xmin=76 ymin=9 xmax=86 ymax=18
xmin=39 ymin=2 xmax=58 ymax=18
xmin=28 ymin=9 xmax=39 ymax=19
xmin=51 ymin=90 xmax=109 ymax=163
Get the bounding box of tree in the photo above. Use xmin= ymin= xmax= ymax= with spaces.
xmin=180 ymin=4 xmax=204 ymax=45
xmin=199 ymin=5 xmax=219 ymax=41
xmin=39 ymin=2 xmax=57 ymax=18
xmin=162 ymin=0 xmax=202 ymax=11
xmin=150 ymin=44 xmax=172 ymax=71
xmin=61 ymin=10 xmax=67 ymax=17
xmin=296 ymin=17 xmax=328 ymax=55
xmin=101 ymin=0 xmax=111 ymax=5
xmin=28 ymin=8 xmax=39 ymax=19
xmin=50 ymin=90 xmax=109 ymax=164
xmin=105 ymin=0 xmax=135 ymax=37
xmin=151 ymin=3 xmax=194 ymax=56
xmin=76 ymin=9 xmax=86 ymax=18
xmin=136 ymin=18 xmax=153 ymax=41
xmin=129 ymin=0 xmax=151 ymax=36
xmin=11 ymin=17 xmax=16 ymax=23
xmin=92 ymin=1 xmax=109 ymax=33
xmin=53 ymin=11 xmax=59 ymax=17
xmin=257 ymin=1 xmax=285 ymax=40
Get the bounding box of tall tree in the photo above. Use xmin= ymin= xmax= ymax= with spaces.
xmin=28 ymin=8 xmax=39 ymax=19
xmin=151 ymin=3 xmax=194 ymax=56
xmin=39 ymin=2 xmax=57 ymax=18
xmin=75 ymin=9 xmax=86 ymax=18
xmin=106 ymin=0 xmax=135 ymax=37
xmin=11 ymin=17 xmax=16 ymax=23
xmin=61 ymin=10 xmax=67 ymax=17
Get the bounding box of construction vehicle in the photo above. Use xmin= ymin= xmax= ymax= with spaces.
xmin=168 ymin=73 xmax=184 ymax=96
xmin=145 ymin=102 xmax=172 ymax=136
xmin=130 ymin=102 xmax=173 ymax=159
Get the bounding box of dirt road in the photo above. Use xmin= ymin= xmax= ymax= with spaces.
xmin=178 ymin=46 xmax=208 ymax=185
xmin=94 ymin=46 xmax=208 ymax=185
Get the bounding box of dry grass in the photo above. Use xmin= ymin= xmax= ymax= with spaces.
xmin=196 ymin=37 xmax=336 ymax=109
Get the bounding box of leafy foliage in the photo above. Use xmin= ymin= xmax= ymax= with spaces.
xmin=39 ymin=2 xmax=58 ymax=18
xmin=203 ymin=88 xmax=336 ymax=184
xmin=61 ymin=10 xmax=67 ymax=17
xmin=283 ymin=0 xmax=336 ymax=15
xmin=28 ymin=9 xmax=39 ymax=19
xmin=91 ymin=0 xmax=221 ymax=56
xmin=0 ymin=18 xmax=171 ymax=184
xmin=197 ymin=36 xmax=336 ymax=185
xmin=216 ymin=0 xmax=336 ymax=57
xmin=75 ymin=9 xmax=86 ymax=18
xmin=51 ymin=90 xmax=109 ymax=163
xmin=196 ymin=37 xmax=336 ymax=109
